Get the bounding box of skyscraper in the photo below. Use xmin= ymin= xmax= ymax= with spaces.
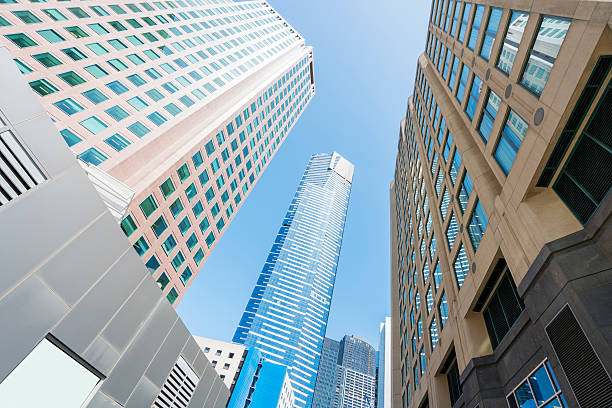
xmin=312 ymin=335 xmax=378 ymax=408
xmin=391 ymin=1 xmax=612 ymax=408
xmin=0 ymin=0 xmax=315 ymax=305
xmin=377 ymin=317 xmax=391 ymax=408
xmin=233 ymin=152 xmax=354 ymax=407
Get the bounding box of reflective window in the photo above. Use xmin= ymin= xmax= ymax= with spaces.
xmin=127 ymin=121 xmax=150 ymax=138
xmin=438 ymin=291 xmax=449 ymax=327
xmin=458 ymin=171 xmax=473 ymax=213
xmin=453 ymin=243 xmax=469 ymax=289
xmin=180 ymin=266 xmax=192 ymax=285
xmin=139 ymin=194 xmax=158 ymax=218
xmin=467 ymin=4 xmax=484 ymax=50
xmin=78 ymin=147 xmax=107 ymax=166
xmin=37 ymin=29 xmax=65 ymax=43
xmin=105 ymin=105 xmax=129 ymax=121
xmin=507 ymin=361 xmax=566 ymax=408
xmin=466 ymin=74 xmax=482 ymax=120
xmin=120 ymin=214 xmax=137 ymax=237
xmin=446 ymin=212 xmax=458 ymax=249
xmin=151 ymin=215 xmax=168 ymax=237
xmin=480 ymin=7 xmax=502 ymax=60
xmin=54 ymin=98 xmax=84 ymax=116
xmin=497 ymin=11 xmax=530 ymax=75
xmin=79 ymin=116 xmax=108 ymax=134
xmin=12 ymin=10 xmax=42 ymax=24
xmin=82 ymin=88 xmax=109 ymax=104
xmin=32 ymin=53 xmax=62 ymax=68
xmin=449 ymin=55 xmax=459 ymax=90
xmin=105 ymin=133 xmax=131 ymax=151
xmin=450 ymin=1 xmax=461 ymax=36
xmin=495 ymin=109 xmax=528 ymax=175
xmin=162 ymin=234 xmax=177 ymax=254
xmin=169 ymin=198 xmax=184 ymax=218
xmin=86 ymin=42 xmax=109 ymax=56
xmin=467 ymin=200 xmax=488 ymax=251
xmin=520 ymin=16 xmax=571 ymax=96
xmin=29 ymin=79 xmax=58 ymax=96
xmin=60 ymin=129 xmax=82 ymax=147
xmin=478 ymin=90 xmax=500 ymax=142
xmin=84 ymin=64 xmax=108 ymax=78
xmin=5 ymin=33 xmax=37 ymax=48
xmin=458 ymin=2 xmax=471 ymax=43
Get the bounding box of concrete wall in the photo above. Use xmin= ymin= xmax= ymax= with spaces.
xmin=0 ymin=44 xmax=228 ymax=408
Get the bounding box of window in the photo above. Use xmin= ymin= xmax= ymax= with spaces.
xmin=65 ymin=26 xmax=89 ymax=39
xmin=448 ymin=56 xmax=459 ymax=90
xmin=29 ymin=79 xmax=58 ymax=96
xmin=12 ymin=10 xmax=42 ymax=24
xmin=108 ymin=58 xmax=128 ymax=71
xmin=86 ymin=43 xmax=109 ymax=56
xmin=151 ymin=215 xmax=168 ymax=237
xmin=167 ymin=288 xmax=179 ymax=304
xmin=478 ymin=90 xmax=500 ymax=142
xmin=127 ymin=74 xmax=147 ymax=87
xmin=105 ymin=133 xmax=131 ymax=151
xmin=127 ymin=96 xmax=148 ymax=111
xmin=458 ymin=171 xmax=473 ymax=213
xmin=120 ymin=214 xmax=137 ymax=237
xmin=457 ymin=2 xmax=471 ymax=43
xmin=494 ymin=109 xmax=528 ymax=175
xmin=497 ymin=11 xmax=530 ymax=75
xmin=147 ymin=112 xmax=167 ymax=126
xmin=157 ymin=273 xmax=169 ymax=290
xmin=54 ymin=98 xmax=84 ymax=116
xmin=185 ymin=183 xmax=197 ymax=201
xmin=453 ymin=243 xmax=469 ymax=289
xmin=42 ymin=9 xmax=68 ymax=21
xmin=483 ymin=270 xmax=524 ymax=349
xmin=68 ymin=7 xmax=90 ymax=19
xmin=139 ymin=194 xmax=158 ymax=218
xmin=465 ymin=74 xmax=482 ymax=120
xmin=169 ymin=198 xmax=184 ymax=218
xmin=450 ymin=1 xmax=461 ymax=36
xmin=467 ymin=200 xmax=488 ymax=251
xmin=171 ymin=250 xmax=185 ymax=271
xmin=133 ymin=235 xmax=150 ymax=257
xmin=5 ymin=33 xmax=37 ymax=48
xmin=0 ymin=338 xmax=101 ymax=407
xmin=180 ymin=266 xmax=192 ymax=285
xmin=480 ymin=7 xmax=502 ymax=61
xmin=80 ymin=117 xmax=108 ymax=135
xmin=145 ymin=256 xmax=160 ymax=274
xmin=467 ymin=4 xmax=484 ymax=50
xmin=456 ymin=64 xmax=470 ymax=104
xmin=438 ymin=291 xmax=449 ymax=327
xmin=84 ymin=64 xmax=109 ymax=79
xmin=128 ymin=121 xmax=150 ymax=138
xmin=106 ymin=80 xmax=129 ymax=95
xmin=506 ymin=360 xmax=566 ymax=408
xmin=446 ymin=355 xmax=463 ymax=406
xmin=520 ymin=16 xmax=571 ymax=96
xmin=446 ymin=212 xmax=458 ymax=249
xmin=177 ymin=163 xmax=190 ymax=182
xmin=33 ymin=53 xmax=62 ymax=68
xmin=60 ymin=129 xmax=82 ymax=147
xmin=14 ymin=59 xmax=32 ymax=74
xmin=162 ymin=234 xmax=177 ymax=255
xmin=105 ymin=105 xmax=129 ymax=122
xmin=37 ymin=29 xmax=65 ymax=43
xmin=160 ymin=178 xmax=175 ymax=198
xmin=82 ymin=89 xmax=108 ymax=105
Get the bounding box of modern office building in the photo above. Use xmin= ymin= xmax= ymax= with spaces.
xmin=195 ymin=336 xmax=247 ymax=392
xmin=227 ymin=347 xmax=297 ymax=408
xmin=312 ymin=335 xmax=378 ymax=408
xmin=0 ymin=45 xmax=227 ymax=408
xmin=378 ymin=317 xmax=392 ymax=408
xmin=233 ymin=152 xmax=354 ymax=407
xmin=0 ymin=0 xmax=315 ymax=305
xmin=390 ymin=1 xmax=612 ymax=408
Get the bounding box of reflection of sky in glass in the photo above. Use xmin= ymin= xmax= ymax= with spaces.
xmin=529 ymin=365 xmax=555 ymax=404
xmin=497 ymin=11 xmax=530 ymax=75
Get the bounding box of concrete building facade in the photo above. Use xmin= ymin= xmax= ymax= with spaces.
xmin=0 ymin=44 xmax=227 ymax=408
xmin=194 ymin=336 xmax=247 ymax=392
xmin=0 ymin=0 xmax=315 ymax=305
xmin=233 ymin=152 xmax=354 ymax=408
xmin=390 ymin=1 xmax=612 ymax=408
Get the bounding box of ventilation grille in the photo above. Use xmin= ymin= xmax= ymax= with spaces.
xmin=538 ymin=55 xmax=612 ymax=186
xmin=546 ymin=305 xmax=612 ymax=408
xmin=0 ymin=123 xmax=46 ymax=206
xmin=483 ymin=272 xmax=524 ymax=349
xmin=554 ymin=82 xmax=612 ymax=224
xmin=152 ymin=356 xmax=199 ymax=408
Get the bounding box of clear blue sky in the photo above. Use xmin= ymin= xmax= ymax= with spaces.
xmin=178 ymin=1 xmax=430 ymax=348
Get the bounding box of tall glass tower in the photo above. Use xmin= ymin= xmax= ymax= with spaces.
xmin=233 ymin=152 xmax=354 ymax=407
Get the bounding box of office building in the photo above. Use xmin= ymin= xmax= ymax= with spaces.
xmin=195 ymin=336 xmax=247 ymax=392
xmin=390 ymin=1 xmax=612 ymax=407
xmin=0 ymin=45 xmax=226 ymax=408
xmin=233 ymin=152 xmax=354 ymax=407
xmin=0 ymin=0 xmax=315 ymax=305
xmin=312 ymin=335 xmax=378 ymax=408
xmin=378 ymin=317 xmax=391 ymax=408
xmin=227 ymin=347 xmax=296 ymax=408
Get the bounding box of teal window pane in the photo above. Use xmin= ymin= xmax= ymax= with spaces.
xmin=467 ymin=200 xmax=488 ymax=251
xmin=156 ymin=273 xmax=169 ymax=290
xmin=87 ymin=23 xmax=108 ymax=35
xmin=185 ymin=183 xmax=197 ymax=201
xmin=90 ymin=6 xmax=110 ymax=17
xmin=37 ymin=29 xmax=65 ymax=43
xmin=42 ymin=8 xmax=68 ymax=21
xmin=29 ymin=79 xmax=58 ymax=96
xmin=107 ymin=58 xmax=128 ymax=71
xmin=120 ymin=214 xmax=137 ymax=237
xmin=194 ymin=248 xmax=204 ymax=265
xmin=82 ymin=88 xmax=109 ymax=104
xmin=211 ymin=158 xmax=220 ymax=173
xmin=105 ymin=105 xmax=130 ymax=121
xmin=192 ymin=200 xmax=203 ymax=218
xmin=169 ymin=198 xmax=184 ymax=218
xmin=84 ymin=64 xmax=109 ymax=79
xmin=145 ymin=68 xmax=162 ymax=79
xmin=126 ymin=35 xmax=143 ymax=45
xmin=171 ymin=251 xmax=185 ymax=271
xmin=480 ymin=7 xmax=502 ymax=61
xmin=139 ymin=194 xmax=158 ymax=218
xmin=145 ymin=255 xmax=160 ymax=274
xmin=65 ymin=26 xmax=89 ymax=39
xmin=478 ymin=90 xmax=500 ymax=142
xmin=33 ymin=52 xmax=62 ymax=68
xmin=205 ymin=231 xmax=215 ymax=248
xmin=127 ymin=121 xmax=150 ymax=138
xmin=177 ymin=163 xmax=190 ymax=182
xmin=205 ymin=141 xmax=215 ymax=156
xmin=199 ymin=170 xmax=210 ymax=187
xmin=58 ymin=71 xmax=86 ymax=87
xmin=108 ymin=39 xmax=127 ymax=50
xmin=160 ymin=178 xmax=176 ymax=199
xmin=104 ymin=133 xmax=131 ymax=151
xmin=12 ymin=11 xmax=42 ymax=24
xmin=178 ymin=216 xmax=191 ymax=235
xmin=6 ymin=33 xmax=37 ymax=48
xmin=151 ymin=215 xmax=168 ymax=237
xmin=54 ymin=98 xmax=84 ymax=115
xmin=186 ymin=233 xmax=198 ymax=251
xmin=133 ymin=235 xmax=149 ymax=257
xmin=127 ymin=74 xmax=147 ymax=86
xmin=126 ymin=54 xmax=145 ymax=65
xmin=78 ymin=147 xmax=107 ymax=166
xmin=179 ymin=95 xmax=195 ymax=107
xmin=106 ymin=80 xmax=129 ymax=95
xmin=192 ymin=151 xmax=203 ymax=168
xmin=494 ymin=110 xmax=528 ymax=175
xmin=205 ymin=187 xmax=214 ymax=202
xmin=199 ymin=216 xmax=210 ymax=234
xmin=14 ymin=58 xmax=33 ymax=74
xmin=109 ymin=4 xmax=127 ymax=14
xmin=497 ymin=11 xmax=530 ymax=75
xmin=161 ymin=234 xmax=177 ymax=254
xmin=80 ymin=116 xmax=108 ymax=135
xmin=166 ymin=287 xmax=178 ymax=304
xmin=0 ymin=16 xmax=10 ymax=27
xmin=179 ymin=266 xmax=192 ymax=285
xmin=145 ymin=88 xmax=165 ymax=101
xmin=86 ymin=42 xmax=109 ymax=56
xmin=144 ymin=49 xmax=160 ymax=60
xmin=68 ymin=7 xmax=90 ymax=19
xmin=59 ymin=129 xmax=82 ymax=147
xmin=147 ymin=111 xmax=167 ymax=126
xmin=164 ymin=103 xmax=182 ymax=116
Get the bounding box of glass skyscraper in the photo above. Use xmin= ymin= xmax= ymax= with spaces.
xmin=233 ymin=152 xmax=354 ymax=408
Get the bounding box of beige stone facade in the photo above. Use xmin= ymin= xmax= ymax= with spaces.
xmin=391 ymin=1 xmax=612 ymax=407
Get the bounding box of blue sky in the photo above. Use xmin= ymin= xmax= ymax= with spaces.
xmin=178 ymin=1 xmax=430 ymax=348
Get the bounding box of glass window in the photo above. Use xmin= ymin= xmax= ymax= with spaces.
xmin=59 ymin=129 xmax=82 ymax=147
xmin=105 ymin=105 xmax=130 ymax=121
xmin=58 ymin=71 xmax=85 ymax=87
xmin=456 ymin=64 xmax=470 ymax=104
xmin=108 ymin=39 xmax=127 ymax=50
xmin=467 ymin=200 xmax=488 ymax=251
xmin=180 ymin=266 xmax=192 ymax=285
xmin=465 ymin=74 xmax=482 ymax=120
xmin=107 ymin=58 xmax=128 ymax=71
xmin=145 ymin=255 xmax=160 ymax=274
xmin=139 ymin=194 xmax=158 ymax=218
xmin=494 ymin=109 xmax=528 ymax=175
xmin=458 ymin=2 xmax=471 ymax=43
xmin=467 ymin=4 xmax=484 ymax=50
xmin=156 ymin=272 xmax=169 ymax=290
xmin=79 ymin=116 xmax=108 ymax=135
xmin=68 ymin=7 xmax=90 ymax=19
xmin=192 ymin=200 xmax=204 ymax=218
xmin=167 ymin=288 xmax=178 ymax=305
xmin=480 ymin=7 xmax=502 ymax=61
xmin=147 ymin=111 xmax=167 ymax=126
xmin=446 ymin=212 xmax=458 ymax=249
xmin=453 ymin=243 xmax=470 ymax=289
xmin=520 ymin=16 xmax=571 ymax=96
xmin=127 ymin=121 xmax=150 ymax=138
xmin=87 ymin=23 xmax=109 ymax=35
xmin=192 ymin=151 xmax=204 ymax=168
xmin=106 ymin=80 xmax=129 ymax=95
xmin=185 ymin=183 xmax=197 ymax=201
xmin=151 ymin=215 xmax=168 ymax=237
xmin=497 ymin=11 xmax=530 ymax=75
xmin=169 ymin=198 xmax=183 ymax=218
xmin=160 ymin=178 xmax=175 ymax=199
xmin=478 ymin=90 xmax=500 ymax=142
xmin=127 ymin=54 xmax=145 ymax=65
xmin=177 ymin=163 xmax=190 ymax=182
xmin=86 ymin=43 xmax=109 ymax=56
xmin=84 ymin=64 xmax=109 ymax=79
xmin=120 ymin=214 xmax=137 ymax=237
xmin=54 ymin=98 xmax=84 ymax=116
xmin=82 ymin=88 xmax=109 ymax=104
xmin=32 ymin=53 xmax=62 ymax=68
xmin=448 ymin=55 xmax=459 ymax=90
xmin=178 ymin=216 xmax=191 ymax=235
xmin=78 ymin=147 xmax=107 ymax=166
xmin=126 ymin=35 xmax=143 ymax=45
xmin=42 ymin=8 xmax=68 ymax=21
xmin=14 ymin=58 xmax=33 ymax=74
xmin=145 ymin=88 xmax=164 ymax=102
xmin=194 ymin=248 xmax=204 ymax=265
xmin=164 ymin=103 xmax=182 ymax=116
xmin=12 ymin=10 xmax=42 ymax=24
xmin=65 ymin=26 xmax=89 ymax=39
xmin=0 ymin=338 xmax=101 ymax=407
xmin=6 ymin=33 xmax=37 ymax=48
xmin=458 ymin=171 xmax=473 ymax=213
xmin=37 ymin=29 xmax=65 ymax=43
xmin=105 ymin=133 xmax=131 ymax=151
xmin=29 ymin=79 xmax=58 ymax=96
xmin=171 ymin=251 xmax=185 ymax=271
xmin=450 ymin=1 xmax=461 ymax=36
xmin=127 ymin=96 xmax=149 ymax=111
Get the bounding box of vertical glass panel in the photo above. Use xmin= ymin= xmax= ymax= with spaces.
xmin=466 ymin=75 xmax=482 ymax=120
xmin=450 ymin=1 xmax=461 ymax=36
xmin=480 ymin=7 xmax=503 ymax=61
xmin=497 ymin=11 xmax=530 ymax=75
xmin=478 ymin=90 xmax=500 ymax=142
xmin=456 ymin=65 xmax=470 ymax=103
xmin=467 ymin=4 xmax=484 ymax=50
xmin=458 ymin=2 xmax=471 ymax=43
xmin=494 ymin=109 xmax=528 ymax=175
xmin=105 ymin=133 xmax=131 ymax=151
xmin=520 ymin=16 xmax=571 ymax=96
xmin=467 ymin=200 xmax=488 ymax=251
xmin=514 ymin=381 xmax=536 ymax=408
xmin=453 ymin=244 xmax=469 ymax=288
xmin=528 ymin=365 xmax=555 ymax=405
